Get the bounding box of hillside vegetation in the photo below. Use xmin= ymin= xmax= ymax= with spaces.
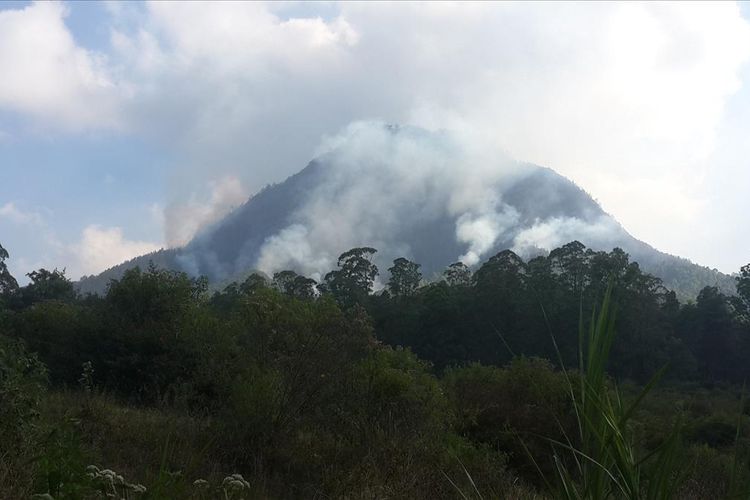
xmin=1 ymin=240 xmax=750 ymax=498
xmin=76 ymin=153 xmax=737 ymax=303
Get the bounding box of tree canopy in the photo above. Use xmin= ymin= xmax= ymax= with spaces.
xmin=323 ymin=247 xmax=378 ymax=306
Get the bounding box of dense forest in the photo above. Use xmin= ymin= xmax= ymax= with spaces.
xmin=1 ymin=240 xmax=750 ymax=498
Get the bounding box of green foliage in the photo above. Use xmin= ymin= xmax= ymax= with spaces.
xmin=2 ymin=242 xmax=750 ymax=497
xmin=214 ymin=289 xmax=372 ymax=453
xmin=687 ymin=415 xmax=739 ymax=448
xmin=677 ymin=444 xmax=740 ymax=499
xmin=733 ymin=263 xmax=750 ymax=323
xmin=444 ymin=358 xmax=576 ymax=481
xmin=0 ymin=334 xmax=47 ymax=496
xmin=0 ymin=242 xmax=19 ymax=298
xmin=34 ymin=422 xmax=93 ymax=499
xmin=546 ymin=286 xmax=685 ymax=500
xmin=0 ymin=335 xmax=47 ymax=448
xmin=387 ymin=257 xmax=422 ymax=296
xmin=13 ymin=268 xmax=77 ymax=308
xmin=369 ymin=242 xmax=734 ymax=384
xmin=8 ymin=301 xmax=99 ymax=386
xmin=272 ymin=270 xmax=317 ymax=299
xmin=106 ymin=263 xmax=207 ymax=328
xmin=323 ymin=247 xmax=378 ymax=306
xmin=238 ymin=271 xmax=269 ymax=295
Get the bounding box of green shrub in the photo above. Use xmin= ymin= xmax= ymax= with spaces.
xmin=677 ymin=444 xmax=735 ymax=499
xmin=687 ymin=415 xmax=745 ymax=448
xmin=0 ymin=335 xmax=48 ymax=496
xmin=443 ymin=357 xmax=576 ymax=481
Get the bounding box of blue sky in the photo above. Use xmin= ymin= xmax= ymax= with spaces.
xmin=1 ymin=1 xmax=749 ymax=281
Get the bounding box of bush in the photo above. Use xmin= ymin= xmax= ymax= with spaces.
xmin=0 ymin=335 xmax=48 ymax=495
xmin=0 ymin=335 xmax=47 ymax=446
xmin=686 ymin=415 xmax=747 ymax=448
xmin=443 ymin=357 xmax=576 ymax=481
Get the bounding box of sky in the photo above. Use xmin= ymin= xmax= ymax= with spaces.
xmin=1 ymin=1 xmax=749 ymax=282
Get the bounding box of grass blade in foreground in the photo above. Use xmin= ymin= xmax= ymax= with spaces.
xmin=550 ymin=284 xmax=684 ymax=500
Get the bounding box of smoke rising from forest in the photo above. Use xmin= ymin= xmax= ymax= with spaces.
xmin=252 ymin=122 xmax=625 ymax=279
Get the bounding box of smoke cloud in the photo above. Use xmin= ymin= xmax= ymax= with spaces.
xmin=2 ymin=2 xmax=750 ymax=273
xmin=254 ymin=122 xmax=623 ymax=279
xmin=511 ymin=216 xmax=624 ymax=257
xmin=125 ymin=1 xmax=749 ymax=273
xmin=164 ymin=176 xmax=248 ymax=247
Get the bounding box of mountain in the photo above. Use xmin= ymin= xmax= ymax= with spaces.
xmin=77 ymin=124 xmax=736 ymax=301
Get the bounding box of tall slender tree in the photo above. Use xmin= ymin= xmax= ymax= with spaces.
xmin=0 ymin=243 xmax=19 ymax=296
xmin=388 ymin=257 xmax=422 ymax=296
xmin=324 ymin=247 xmax=378 ymax=305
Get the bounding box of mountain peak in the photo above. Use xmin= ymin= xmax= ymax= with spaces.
xmin=78 ymin=124 xmax=735 ymax=301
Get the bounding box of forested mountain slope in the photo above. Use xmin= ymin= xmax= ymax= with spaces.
xmin=78 ymin=126 xmax=735 ymax=301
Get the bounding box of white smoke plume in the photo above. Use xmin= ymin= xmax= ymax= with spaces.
xmin=255 ymin=122 xmax=622 ymax=279
xmin=2 ymin=2 xmax=749 ymax=273
xmin=164 ymin=176 xmax=248 ymax=247
xmin=511 ymin=216 xmax=625 ymax=257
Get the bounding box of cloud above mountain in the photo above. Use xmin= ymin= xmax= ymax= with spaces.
xmin=1 ymin=2 xmax=749 ymax=274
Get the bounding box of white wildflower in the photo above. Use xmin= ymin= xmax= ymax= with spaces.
xmin=131 ymin=484 xmax=147 ymax=494
xmin=230 ymin=473 xmax=250 ymax=488
xmin=193 ymin=479 xmax=210 ymax=489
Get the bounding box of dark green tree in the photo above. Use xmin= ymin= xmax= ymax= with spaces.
xmin=273 ymin=270 xmax=317 ymax=300
xmin=239 ymin=272 xmax=270 ymax=295
xmin=549 ymin=240 xmax=590 ymax=294
xmin=323 ymin=247 xmax=378 ymax=305
xmin=473 ymin=249 xmax=527 ymax=291
xmin=0 ymin=243 xmax=19 ymax=299
xmin=105 ymin=263 xmax=206 ymax=328
xmin=732 ymin=263 xmax=750 ymax=323
xmin=387 ymin=257 xmax=421 ymax=296
xmin=101 ymin=264 xmax=208 ymax=400
xmin=18 ymin=268 xmax=76 ymax=306
xmin=689 ymin=287 xmax=739 ymax=382
xmin=273 ymin=270 xmax=298 ymax=294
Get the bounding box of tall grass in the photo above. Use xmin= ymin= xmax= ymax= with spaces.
xmin=534 ymin=285 xmax=685 ymax=499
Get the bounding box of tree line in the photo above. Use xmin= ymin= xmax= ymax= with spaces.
xmin=2 ymin=241 xmax=750 ymax=389
xmin=1 ymin=240 xmax=750 ymax=497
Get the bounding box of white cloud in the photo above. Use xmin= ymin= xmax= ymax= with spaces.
xmin=0 ymin=202 xmax=46 ymax=226
xmin=587 ymin=173 xmax=708 ymax=249
xmin=2 ymin=2 xmax=750 ymax=271
xmin=0 ymin=201 xmax=161 ymax=280
xmin=112 ymin=2 xmax=749 ymax=269
xmin=143 ymin=2 xmax=358 ymax=72
xmin=71 ymin=225 xmax=161 ymax=277
xmin=0 ymin=202 xmax=64 ymax=282
xmin=0 ymin=2 xmax=122 ymax=130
